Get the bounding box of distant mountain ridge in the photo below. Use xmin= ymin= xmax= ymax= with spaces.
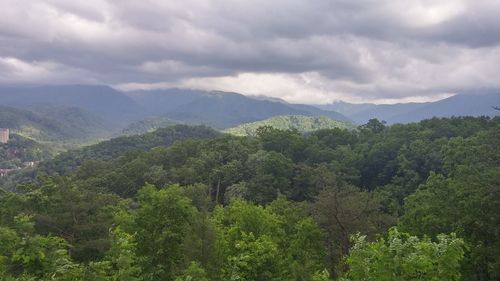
xmin=0 ymin=85 xmax=351 ymax=131
xmin=1 ymin=85 xmax=497 ymax=133
xmin=126 ymin=89 xmax=351 ymax=128
xmin=0 ymin=85 xmax=143 ymax=125
xmin=317 ymin=91 xmax=500 ymax=124
xmin=224 ymin=115 xmax=353 ymax=136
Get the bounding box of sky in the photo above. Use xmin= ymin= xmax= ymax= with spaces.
xmin=1 ymin=0 xmax=500 ymax=104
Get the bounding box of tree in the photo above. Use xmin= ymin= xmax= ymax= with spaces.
xmin=312 ymin=176 xmax=395 ymax=277
xmin=0 ymin=215 xmax=79 ymax=280
xmin=175 ymin=261 xmax=209 ymax=281
xmin=133 ymin=184 xmax=197 ymax=281
xmin=400 ymin=170 xmax=500 ymax=280
xmin=225 ymin=233 xmax=289 ymax=281
xmin=342 ymin=228 xmax=465 ymax=281
xmin=20 ymin=177 xmax=120 ymax=262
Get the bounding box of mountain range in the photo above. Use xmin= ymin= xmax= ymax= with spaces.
xmin=317 ymin=90 xmax=500 ymax=124
xmin=127 ymin=89 xmax=351 ymax=128
xmin=0 ymin=85 xmax=352 ymax=131
xmin=0 ymin=85 xmax=498 ymax=142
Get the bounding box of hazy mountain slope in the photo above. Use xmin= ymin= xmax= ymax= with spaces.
xmin=316 ymin=101 xmax=377 ymax=116
xmin=0 ymin=106 xmax=110 ymax=141
xmin=289 ymin=104 xmax=353 ymax=122
xmin=165 ymin=91 xmax=311 ymax=128
xmin=317 ymin=92 xmax=500 ymax=124
xmin=120 ymin=117 xmax=181 ymax=135
xmin=0 ymin=85 xmax=142 ymax=125
xmin=389 ymin=92 xmax=500 ymax=123
xmin=128 ymin=89 xmax=351 ymax=128
xmin=126 ymin=89 xmax=206 ymax=115
xmin=350 ymin=103 xmax=427 ymax=124
xmin=224 ymin=115 xmax=353 ymax=136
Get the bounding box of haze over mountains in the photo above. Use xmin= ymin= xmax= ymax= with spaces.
xmin=0 ymin=85 xmax=352 ymax=131
xmin=0 ymin=85 xmax=498 ymax=141
xmin=318 ymin=90 xmax=500 ymax=124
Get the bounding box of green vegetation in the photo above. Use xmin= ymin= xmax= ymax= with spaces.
xmin=0 ymin=125 xmax=220 ymax=190
xmin=224 ymin=115 xmax=353 ymax=136
xmin=0 ymin=106 xmax=112 ymax=149
xmin=0 ymin=116 xmax=498 ymax=280
xmin=342 ymin=228 xmax=465 ymax=281
xmin=121 ymin=117 xmax=181 ymax=136
xmin=0 ymin=134 xmax=53 ymax=169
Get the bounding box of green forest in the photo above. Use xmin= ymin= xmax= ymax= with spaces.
xmin=224 ymin=115 xmax=353 ymax=136
xmin=0 ymin=117 xmax=498 ymax=280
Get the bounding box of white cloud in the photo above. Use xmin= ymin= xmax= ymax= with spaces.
xmin=1 ymin=0 xmax=500 ymax=103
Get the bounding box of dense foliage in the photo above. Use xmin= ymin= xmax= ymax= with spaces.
xmin=0 ymin=105 xmax=111 ymax=144
xmin=0 ymin=134 xmax=52 ymax=169
xmin=0 ymin=116 xmax=498 ymax=280
xmin=224 ymin=115 xmax=353 ymax=136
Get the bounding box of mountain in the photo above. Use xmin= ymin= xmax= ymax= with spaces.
xmin=317 ymin=91 xmax=500 ymax=124
xmin=128 ymin=89 xmax=351 ymax=128
xmin=125 ymin=88 xmax=207 ymax=116
xmin=390 ymin=91 xmax=500 ymax=123
xmin=224 ymin=115 xmax=354 ymax=136
xmin=120 ymin=117 xmax=182 ymax=136
xmin=0 ymin=106 xmax=111 ymax=142
xmin=0 ymin=85 xmax=142 ymax=125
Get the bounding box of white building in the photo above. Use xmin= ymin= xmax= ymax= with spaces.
xmin=0 ymin=128 xmax=9 ymax=144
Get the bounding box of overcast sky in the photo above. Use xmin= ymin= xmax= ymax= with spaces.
xmin=1 ymin=0 xmax=500 ymax=104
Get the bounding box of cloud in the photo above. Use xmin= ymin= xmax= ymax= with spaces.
xmin=0 ymin=0 xmax=499 ymax=103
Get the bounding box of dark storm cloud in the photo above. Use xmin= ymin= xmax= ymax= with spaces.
xmin=0 ymin=0 xmax=499 ymax=103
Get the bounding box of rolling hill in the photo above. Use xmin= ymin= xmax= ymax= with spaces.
xmin=224 ymin=115 xmax=354 ymax=136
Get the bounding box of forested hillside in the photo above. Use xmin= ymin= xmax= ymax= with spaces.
xmin=121 ymin=117 xmax=182 ymax=136
xmin=0 ymin=117 xmax=498 ymax=280
xmin=0 ymin=134 xmax=53 ymax=169
xmin=0 ymin=125 xmax=220 ymax=187
xmin=224 ymin=115 xmax=353 ymax=136
xmin=0 ymin=106 xmax=112 ymax=144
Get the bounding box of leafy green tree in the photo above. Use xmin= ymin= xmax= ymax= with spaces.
xmin=133 ymin=184 xmax=197 ymax=281
xmin=0 ymin=215 xmax=78 ymax=280
xmin=14 ymin=177 xmax=120 ymax=262
xmin=312 ymin=269 xmax=331 ymax=281
xmin=105 ymin=227 xmax=142 ymax=280
xmin=312 ymin=177 xmax=395 ymax=277
xmin=225 ymin=233 xmax=290 ymax=281
xmin=400 ymin=170 xmax=500 ymax=280
xmin=175 ymin=261 xmax=209 ymax=281
xmin=341 ymin=228 xmax=465 ymax=281
xmin=246 ymin=150 xmax=293 ymax=204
